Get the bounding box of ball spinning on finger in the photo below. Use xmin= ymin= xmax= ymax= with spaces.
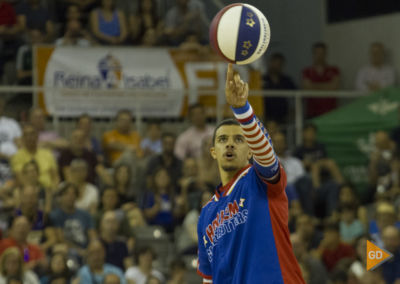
xmin=210 ymin=3 xmax=271 ymax=65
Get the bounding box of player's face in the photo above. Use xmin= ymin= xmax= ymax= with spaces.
xmin=211 ymin=125 xmax=251 ymax=173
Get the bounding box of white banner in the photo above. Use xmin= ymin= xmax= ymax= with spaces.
xmin=43 ymin=47 xmax=184 ymax=117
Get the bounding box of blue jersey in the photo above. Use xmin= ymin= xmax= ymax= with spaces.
xmin=197 ymin=164 xmax=305 ymax=284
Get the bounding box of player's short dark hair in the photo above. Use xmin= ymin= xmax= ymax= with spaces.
xmin=212 ymin=119 xmax=240 ymax=146
xmin=270 ymin=53 xmax=285 ymax=62
xmin=312 ymin=42 xmax=327 ymax=51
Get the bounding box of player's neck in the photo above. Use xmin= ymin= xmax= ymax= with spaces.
xmin=219 ymin=168 xmax=239 ymax=186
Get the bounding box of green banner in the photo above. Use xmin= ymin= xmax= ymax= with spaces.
xmin=312 ymin=87 xmax=400 ymax=200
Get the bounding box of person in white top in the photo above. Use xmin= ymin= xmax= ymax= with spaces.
xmin=356 ymin=42 xmax=396 ymax=92
xmin=174 ymin=104 xmax=214 ymax=160
xmin=125 ymin=247 xmax=164 ymax=284
xmin=68 ymin=159 xmax=99 ymax=215
xmin=0 ymin=98 xmax=21 ymax=159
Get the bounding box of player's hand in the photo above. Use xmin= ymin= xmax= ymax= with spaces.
xmin=225 ymin=63 xmax=249 ymax=108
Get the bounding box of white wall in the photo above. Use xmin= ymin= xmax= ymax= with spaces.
xmin=323 ymin=11 xmax=400 ymax=89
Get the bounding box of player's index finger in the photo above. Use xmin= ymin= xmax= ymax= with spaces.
xmin=226 ymin=63 xmax=234 ymax=81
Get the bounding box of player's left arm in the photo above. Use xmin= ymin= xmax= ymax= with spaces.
xmin=225 ymin=64 xmax=280 ymax=183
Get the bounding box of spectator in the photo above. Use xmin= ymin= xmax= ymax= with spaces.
xmin=142 ymin=167 xmax=187 ymax=232
xmin=146 ymin=276 xmax=161 ymax=284
xmin=16 ymin=29 xmax=44 ymax=85
xmin=197 ymin=136 xmax=219 ymax=187
xmin=55 ymin=19 xmax=93 ymax=47
xmin=166 ymin=259 xmax=186 ymax=284
xmin=129 ymin=0 xmax=164 ymax=46
xmin=102 ymin=109 xmax=142 ymax=165
xmin=0 ymin=247 xmax=39 ymax=284
xmin=29 ymin=107 xmax=69 ymax=153
xmin=125 ymin=247 xmax=164 ymax=284
xmin=103 ymin=273 xmax=122 ymax=284
xmin=356 ymin=42 xmax=395 ymax=92
xmin=0 ymin=216 xmax=45 ymax=269
xmin=49 ymin=183 xmax=96 ymax=252
xmin=176 ymin=190 xmax=213 ymax=254
xmin=164 ymin=0 xmax=208 ymax=46
xmin=112 ymin=164 xmax=137 ymax=204
xmin=174 ymin=104 xmax=214 ymax=160
xmin=338 ymin=203 xmax=364 ymax=244
xmin=40 ymin=252 xmax=72 ymax=284
xmin=140 ymin=122 xmax=162 ymax=157
xmin=146 ymin=132 xmax=182 ymax=189
xmin=314 ymin=221 xmax=355 ymax=272
xmin=263 ymin=53 xmax=296 ymax=123
xmin=369 ymin=202 xmax=400 ymax=248
xmin=349 ymin=235 xmax=368 ymax=281
xmin=55 ymin=1 xmax=99 ymax=25
xmin=76 ymin=114 xmax=102 ymax=158
xmin=290 ymin=233 xmax=328 ymax=284
xmin=336 ymin=184 xmax=368 ymax=228
xmin=0 ymin=98 xmax=21 ymax=160
xmin=90 ymin=0 xmax=128 ymax=45
xmin=76 ymin=240 xmax=126 ymax=284
xmin=58 ymin=129 xmax=98 ymax=184
xmin=14 ymin=185 xmax=56 ymax=251
xmin=381 ymin=226 xmax=400 ymax=284
xmin=11 ymin=124 xmax=59 ymax=190
xmin=16 ymin=0 xmax=55 ymax=42
xmin=99 ymin=211 xmax=132 ymax=270
xmin=295 ymin=214 xmax=323 ymax=250
xmin=67 ymin=159 xmax=99 ymax=215
xmin=302 ymin=42 xmax=340 ymax=118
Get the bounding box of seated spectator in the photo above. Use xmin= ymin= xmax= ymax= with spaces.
xmin=29 ymin=107 xmax=69 ymax=153
xmin=67 ymin=159 xmax=99 ymax=215
xmin=140 ymin=122 xmax=162 ymax=157
xmin=11 ymin=124 xmax=59 ymax=190
xmin=14 ymin=185 xmax=56 ymax=251
xmin=99 ymin=211 xmax=132 ymax=270
xmin=125 ymin=247 xmax=164 ymax=284
xmin=166 ymin=259 xmax=186 ymax=284
xmin=356 ymin=42 xmax=395 ymax=92
xmin=263 ymin=53 xmax=296 ymax=123
xmin=16 ymin=29 xmax=44 ymax=85
xmin=369 ymin=202 xmax=400 ymax=248
xmin=164 ymin=0 xmax=208 ymax=46
xmin=0 ymin=216 xmax=45 ymax=269
xmin=338 ymin=203 xmax=364 ymax=244
xmin=369 ymin=130 xmax=396 ymax=193
xmin=336 ymin=184 xmax=368 ymax=227
xmin=40 ymin=252 xmax=72 ymax=284
xmin=49 ymin=183 xmax=97 ymax=252
xmin=102 ymin=109 xmax=142 ymax=165
xmin=16 ymin=0 xmax=55 ymax=42
xmin=302 ymin=42 xmax=340 ymax=118
xmin=77 ymin=240 xmax=126 ymax=284
xmin=146 ymin=132 xmax=182 ymax=189
xmin=0 ymin=247 xmax=39 ymax=284
xmin=290 ymin=233 xmax=328 ymax=284
xmin=55 ymin=19 xmax=93 ymax=46
xmin=381 ymin=226 xmax=400 ymax=284
xmin=176 ymin=190 xmax=212 ymax=255
xmin=314 ymin=221 xmax=355 ymax=272
xmin=58 ymin=129 xmax=98 ymax=184
xmin=197 ymin=136 xmax=219 ymax=187
xmin=141 ymin=167 xmax=187 ymax=232
xmin=295 ymin=214 xmax=323 ymax=250
xmin=129 ymin=0 xmax=164 ymax=46
xmin=174 ymin=104 xmax=214 ymax=160
xmin=55 ymin=1 xmax=99 ymax=25
xmin=349 ymin=235 xmax=368 ymax=282
xmin=90 ymin=0 xmax=128 ymax=45
xmin=76 ymin=114 xmax=102 ymax=158
xmin=0 ymin=98 xmax=21 ymax=160
xmin=112 ymin=164 xmax=137 ymax=204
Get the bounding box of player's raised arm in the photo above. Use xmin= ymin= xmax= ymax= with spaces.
xmin=225 ymin=63 xmax=280 ymax=182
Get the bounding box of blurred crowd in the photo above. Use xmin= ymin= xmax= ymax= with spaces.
xmin=0 ymin=0 xmax=400 ymax=284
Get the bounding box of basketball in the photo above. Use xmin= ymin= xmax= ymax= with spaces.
xmin=209 ymin=3 xmax=271 ymax=65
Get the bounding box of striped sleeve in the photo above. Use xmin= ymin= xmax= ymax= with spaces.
xmin=232 ymin=101 xmax=280 ymax=180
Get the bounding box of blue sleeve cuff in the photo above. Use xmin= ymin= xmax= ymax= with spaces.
xmin=231 ymin=101 xmax=250 ymax=115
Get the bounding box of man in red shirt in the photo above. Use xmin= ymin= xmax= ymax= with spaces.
xmin=302 ymin=42 xmax=341 ymax=118
xmin=0 ymin=216 xmax=44 ymax=269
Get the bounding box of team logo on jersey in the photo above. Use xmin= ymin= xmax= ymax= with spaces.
xmin=98 ymin=54 xmax=123 ymax=88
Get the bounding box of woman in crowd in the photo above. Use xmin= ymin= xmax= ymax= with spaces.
xmin=0 ymin=248 xmax=39 ymax=284
xmin=40 ymin=252 xmax=71 ymax=284
xmin=90 ymin=0 xmax=128 ymax=45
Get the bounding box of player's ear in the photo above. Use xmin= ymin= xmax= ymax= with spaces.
xmin=210 ymin=146 xmax=217 ymax=160
xmin=247 ymin=149 xmax=252 ymax=160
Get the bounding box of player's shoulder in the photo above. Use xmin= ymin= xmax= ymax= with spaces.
xmin=201 ymin=195 xmax=218 ymax=210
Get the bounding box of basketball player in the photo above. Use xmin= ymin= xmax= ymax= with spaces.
xmin=197 ymin=64 xmax=305 ymax=283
